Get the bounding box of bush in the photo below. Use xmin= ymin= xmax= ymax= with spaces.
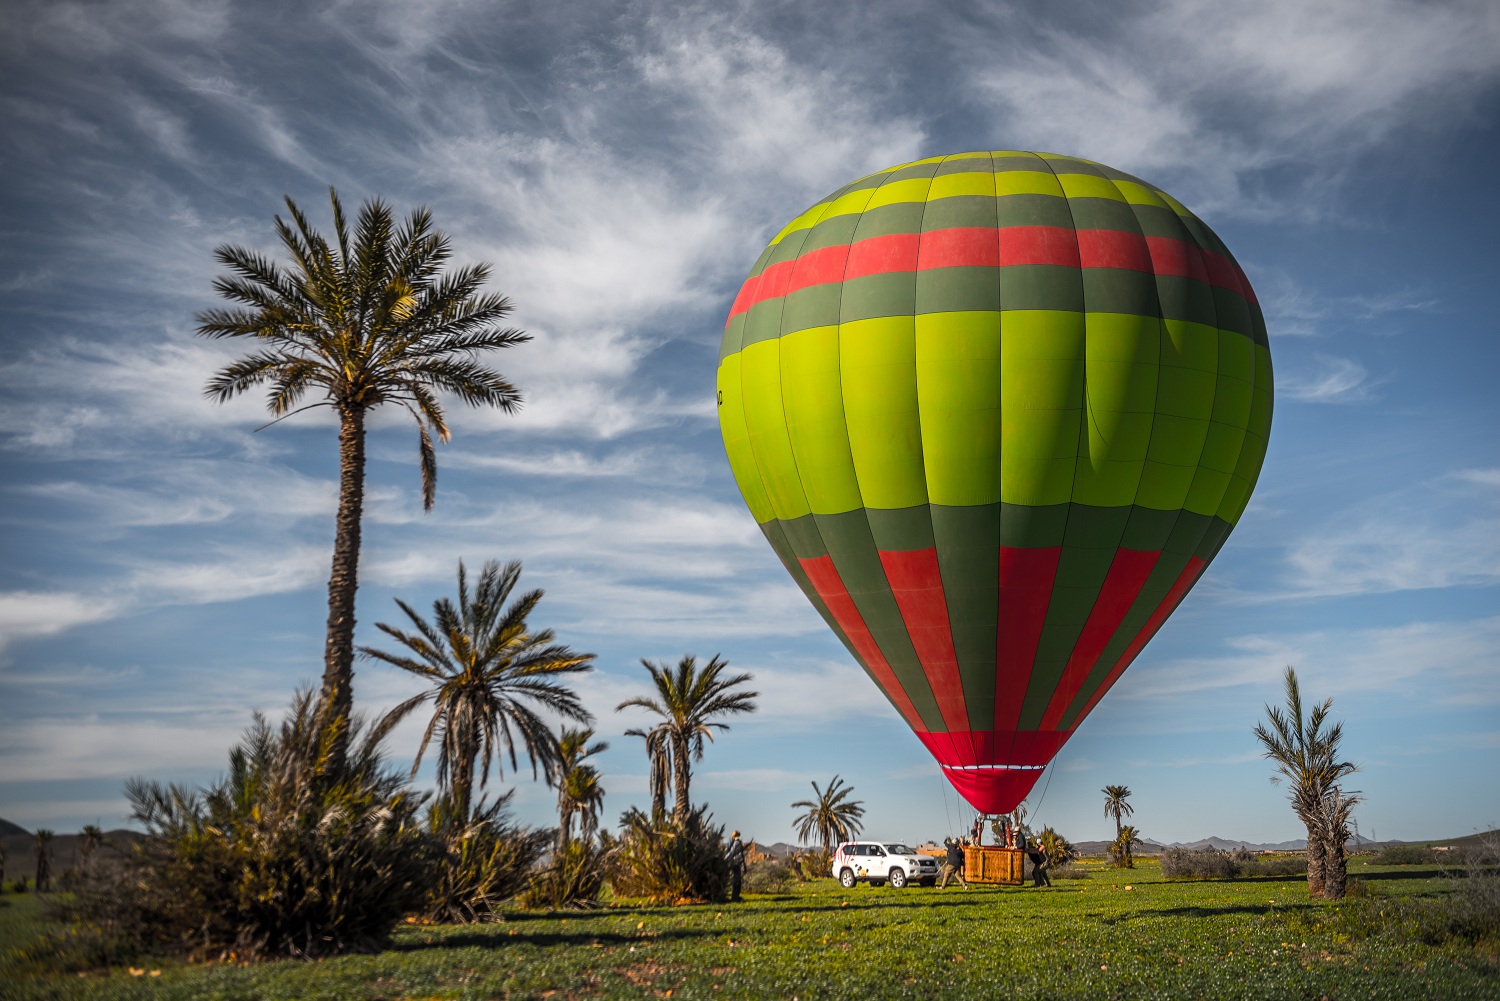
xmin=606 ymin=806 xmax=729 ymax=904
xmin=45 ymin=693 xmax=431 ymax=964
xmin=742 ymin=857 xmax=796 ymax=894
xmin=1162 ymin=847 xmax=1240 ymax=880
xmin=1051 ymin=862 xmax=1090 ymax=880
xmin=796 ymin=851 xmax=831 ymax=881
xmin=421 ymin=795 xmax=551 ymax=922
xmin=1161 ymin=846 xmax=1307 ymax=880
xmin=518 ymin=839 xmax=609 ymax=910
xmin=1037 ymin=827 xmax=1079 ymax=869
xmin=1374 ymin=843 xmax=1440 ymax=866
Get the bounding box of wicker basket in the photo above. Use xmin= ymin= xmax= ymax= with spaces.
xmin=963 ymin=846 xmax=1025 ymax=885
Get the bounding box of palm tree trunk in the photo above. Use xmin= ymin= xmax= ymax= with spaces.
xmin=452 ymin=737 xmax=476 ymax=826
xmin=672 ymin=734 xmax=692 ymax=828
xmin=320 ymin=404 xmax=366 ymax=771
xmin=1322 ymin=836 xmax=1348 ymax=899
xmin=1304 ymin=826 xmax=1327 ymax=898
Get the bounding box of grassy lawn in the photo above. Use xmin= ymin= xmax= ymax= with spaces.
xmin=2 ymin=861 xmax=1495 ymax=1000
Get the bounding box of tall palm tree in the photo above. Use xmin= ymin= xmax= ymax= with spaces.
xmin=791 ymin=775 xmax=865 ymax=855
xmin=1253 ymin=665 xmax=1359 ymax=899
xmin=556 ymin=727 xmax=609 ymax=848
xmin=362 ymin=559 xmax=594 ymax=823
xmin=616 ymin=654 xmax=758 ymax=828
xmin=33 ymin=829 xmax=53 ymax=892
xmin=78 ymin=824 xmax=104 ymax=876
xmin=198 ymin=190 xmax=529 ymax=768
xmin=1102 ymin=785 xmax=1134 ymax=841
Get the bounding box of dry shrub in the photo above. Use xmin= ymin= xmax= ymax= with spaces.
xmin=421 ymin=794 xmax=551 ymax=922
xmin=742 ymin=857 xmax=796 ymax=894
xmin=606 ymin=807 xmax=729 ymax=904
xmin=518 ymin=838 xmax=609 ymax=910
xmin=31 ymin=693 xmax=431 ymax=967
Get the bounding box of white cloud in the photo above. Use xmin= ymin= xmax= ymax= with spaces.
xmin=0 ymin=592 xmax=119 ymax=652
xmin=969 ymin=0 xmax=1500 ymax=215
xmin=1280 ymin=472 xmax=1500 ymax=597
xmin=1119 ymin=615 xmax=1500 ymax=706
xmin=1278 ymin=355 xmax=1375 ymax=403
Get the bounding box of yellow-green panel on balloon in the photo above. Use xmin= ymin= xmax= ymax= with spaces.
xmin=840 ymin=315 xmax=928 ymax=510
xmin=917 ymin=311 xmax=1003 ymax=507
xmin=780 ymin=325 xmax=863 ymax=515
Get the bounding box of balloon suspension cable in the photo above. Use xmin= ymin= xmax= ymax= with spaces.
xmin=1026 ymin=759 xmax=1057 ymax=830
xmin=938 ymin=762 xmax=955 ymax=838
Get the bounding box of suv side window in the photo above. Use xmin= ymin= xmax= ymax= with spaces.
xmin=869 ymin=845 xmax=885 ymax=856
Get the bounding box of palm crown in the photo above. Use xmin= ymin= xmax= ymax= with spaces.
xmin=791 ymin=775 xmax=866 ymax=855
xmin=616 ymin=654 xmax=758 ymax=826
xmin=361 ymin=559 xmax=594 ymax=822
xmin=1102 ymin=784 xmax=1134 ymax=838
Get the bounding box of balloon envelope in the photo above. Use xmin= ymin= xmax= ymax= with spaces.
xmin=716 ymin=151 xmax=1272 ymax=814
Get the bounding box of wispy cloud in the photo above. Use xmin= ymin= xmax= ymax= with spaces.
xmin=966 ymin=0 xmax=1500 ymax=216
xmin=0 ymin=592 xmax=120 ymax=653
xmin=1278 ymin=355 xmax=1377 ymax=403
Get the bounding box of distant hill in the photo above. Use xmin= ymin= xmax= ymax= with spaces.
xmin=0 ymin=825 xmax=142 ymax=876
xmin=0 ymin=817 xmax=29 ymax=838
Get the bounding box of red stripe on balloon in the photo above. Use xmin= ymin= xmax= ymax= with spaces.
xmin=844 ymin=232 xmax=921 ymax=280
xmin=878 ymin=548 xmax=969 ymax=733
xmin=1039 ymin=548 xmax=1161 ymax=731
xmin=1145 ymin=235 xmax=1211 ymax=284
xmin=918 ymin=227 xmax=1000 ymax=269
xmin=993 ymin=546 xmax=1061 ymax=732
xmin=785 ymin=243 xmax=852 ymax=296
xmin=797 ymin=554 xmax=926 ymax=731
xmin=1073 ymin=556 xmax=1208 ymax=723
xmin=1076 ymin=228 xmax=1153 ymax=272
xmin=916 ymin=729 xmax=1071 ymax=768
xmin=724 ymin=227 xmax=1258 ymax=321
xmin=998 ymin=225 xmax=1080 ymax=267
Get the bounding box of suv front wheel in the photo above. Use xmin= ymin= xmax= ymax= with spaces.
xmin=839 ymin=868 xmax=857 ymax=889
xmin=888 ymin=868 xmax=907 ymax=889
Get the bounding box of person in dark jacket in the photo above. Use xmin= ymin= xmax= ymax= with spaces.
xmin=726 ymin=831 xmax=747 ymax=901
xmin=938 ymin=836 xmax=968 ymax=889
xmin=1027 ymin=838 xmax=1051 ymax=887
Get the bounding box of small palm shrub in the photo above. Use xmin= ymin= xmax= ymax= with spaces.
xmin=606 ymin=806 xmax=729 ymax=904
xmin=55 ymin=692 xmax=431 ymax=962
xmin=422 ymin=795 xmax=552 ymax=923
xmin=518 ymin=839 xmax=609 ymax=910
xmin=797 ymin=850 xmax=831 ymax=881
xmin=1037 ymin=827 xmax=1078 ymax=869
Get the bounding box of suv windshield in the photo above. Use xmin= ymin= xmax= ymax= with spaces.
xmin=883 ymin=844 xmax=916 ymax=855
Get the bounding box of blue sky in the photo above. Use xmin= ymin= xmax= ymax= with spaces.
xmin=2 ymin=0 xmax=1497 ymax=848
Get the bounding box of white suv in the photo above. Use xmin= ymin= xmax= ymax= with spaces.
xmin=831 ymin=841 xmax=939 ymax=888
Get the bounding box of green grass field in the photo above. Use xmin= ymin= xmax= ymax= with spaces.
xmin=2 ymin=860 xmax=1495 ymax=1000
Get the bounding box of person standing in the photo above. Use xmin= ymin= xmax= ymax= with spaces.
xmin=1027 ymin=838 xmax=1051 ymax=888
xmin=938 ymin=836 xmax=968 ymax=889
xmin=726 ymin=830 xmax=747 ymax=901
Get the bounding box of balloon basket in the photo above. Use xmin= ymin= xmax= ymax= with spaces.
xmin=963 ymin=845 xmax=1026 ymax=885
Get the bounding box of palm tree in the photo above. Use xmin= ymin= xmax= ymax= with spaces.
xmin=198 ymin=190 xmax=530 ymax=768
xmin=1253 ymin=666 xmax=1359 ymax=899
xmin=616 ymin=654 xmax=758 ymax=827
xmin=791 ymin=775 xmax=865 ymax=855
xmin=362 ymin=559 xmax=594 ymax=823
xmin=556 ymin=727 xmax=609 ymax=848
xmin=33 ymin=829 xmax=53 ymax=892
xmin=78 ymin=824 xmax=104 ymax=876
xmin=1102 ymin=785 xmax=1134 ymax=841
xmin=1110 ymin=824 xmax=1143 ymax=869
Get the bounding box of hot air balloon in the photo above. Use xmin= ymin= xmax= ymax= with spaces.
xmin=716 ymin=151 xmax=1272 ymax=815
